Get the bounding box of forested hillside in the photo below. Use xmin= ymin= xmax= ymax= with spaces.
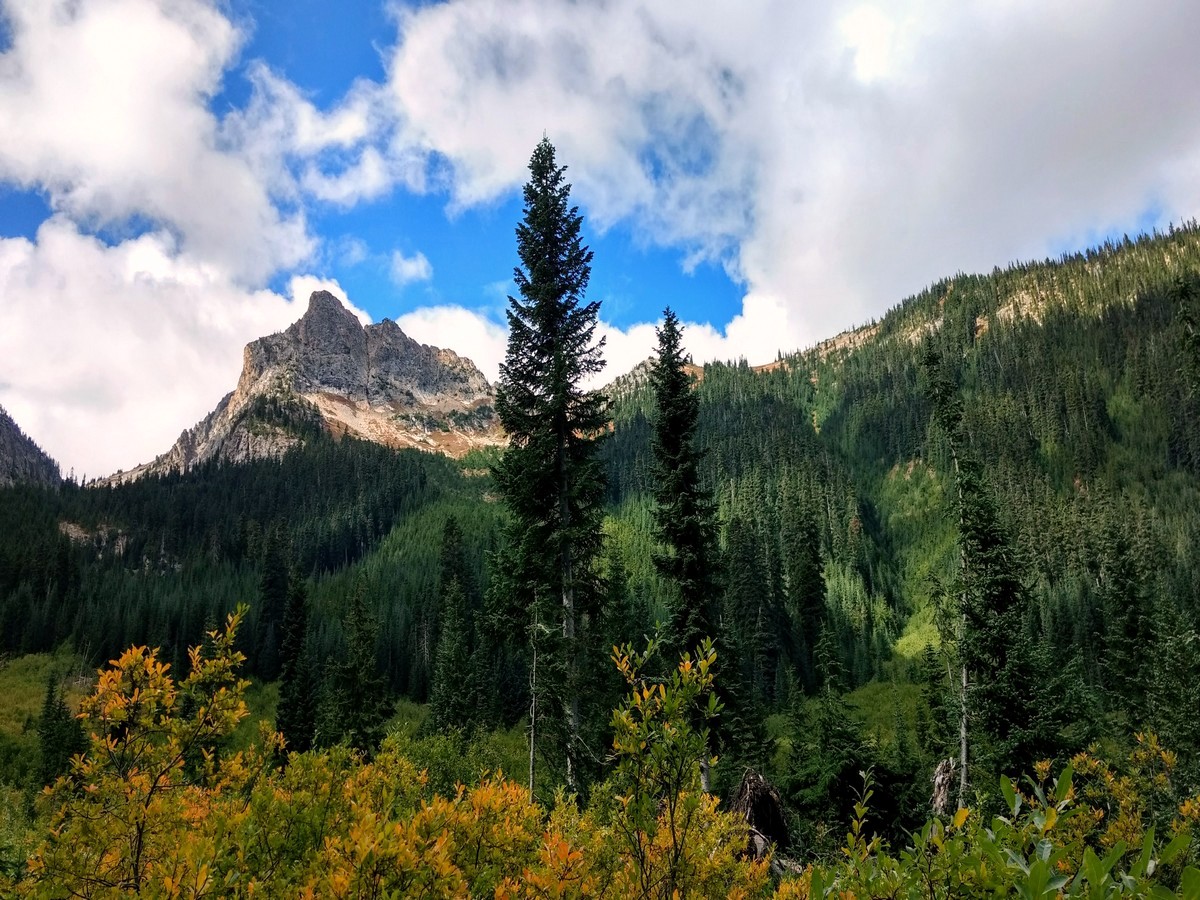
xmin=3 ymin=224 xmax=1200 ymax=894
xmin=608 ymin=223 xmax=1200 ymax=694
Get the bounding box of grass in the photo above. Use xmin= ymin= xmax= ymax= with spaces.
xmin=0 ymin=651 xmax=90 ymax=788
xmin=229 ymin=679 xmax=280 ymax=751
xmin=845 ymin=680 xmax=922 ymax=751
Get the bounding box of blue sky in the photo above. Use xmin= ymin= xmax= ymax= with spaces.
xmin=1 ymin=0 xmax=1199 ymax=477
xmin=219 ymin=0 xmax=745 ymax=332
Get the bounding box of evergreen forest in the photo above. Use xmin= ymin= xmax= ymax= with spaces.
xmin=4 ymin=154 xmax=1200 ymax=895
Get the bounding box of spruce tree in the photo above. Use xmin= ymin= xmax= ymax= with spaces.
xmin=37 ymin=671 xmax=85 ymax=786
xmin=276 ymin=573 xmax=315 ymax=755
xmin=649 ymin=308 xmax=719 ymax=658
xmin=316 ymin=581 xmax=392 ymax=755
xmin=781 ymin=490 xmax=825 ymax=693
xmin=255 ymin=528 xmax=289 ymax=681
xmin=429 ymin=517 xmax=477 ymax=732
xmin=494 ymin=137 xmax=608 ymax=791
xmin=923 ymin=350 xmax=1061 ymax=791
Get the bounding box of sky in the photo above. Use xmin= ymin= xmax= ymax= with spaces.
xmin=1 ymin=0 xmax=1200 ymax=478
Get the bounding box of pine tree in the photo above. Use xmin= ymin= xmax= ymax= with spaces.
xmin=316 ymin=581 xmax=392 ymax=755
xmin=916 ymin=643 xmax=953 ymax=762
xmin=783 ymin=631 xmax=869 ymax=853
xmin=1145 ymin=602 xmax=1200 ymax=774
xmin=649 ymin=307 xmax=720 ymax=658
xmin=37 ymin=671 xmax=85 ymax=786
xmin=923 ymin=350 xmax=1061 ymax=791
xmin=782 ymin=487 xmax=825 ymax=692
xmin=276 ymin=573 xmax=315 ymax=755
xmin=1175 ymin=273 xmax=1200 ymax=396
xmin=255 ymin=528 xmax=289 ymax=681
xmin=429 ymin=517 xmax=477 ymax=732
xmin=493 ymin=137 xmax=608 ymax=791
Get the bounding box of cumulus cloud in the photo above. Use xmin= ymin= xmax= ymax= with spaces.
xmin=5 ymin=0 xmax=1200 ymax=476
xmin=0 ymin=0 xmax=316 ymax=282
xmin=0 ymin=217 xmax=324 ymax=477
xmin=0 ymin=0 xmax=385 ymax=475
xmin=396 ymin=305 xmax=507 ymax=381
xmin=390 ymin=249 xmax=433 ymax=286
xmin=381 ymin=0 xmax=1200 ymax=357
xmin=224 ymin=63 xmax=427 ymax=208
xmin=393 ymin=302 xmax=757 ymax=394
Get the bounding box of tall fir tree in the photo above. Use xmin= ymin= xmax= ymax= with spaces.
xmin=429 ymin=517 xmax=478 ymax=732
xmin=923 ymin=350 xmax=1062 ymax=793
xmin=649 ymin=307 xmax=720 ymax=659
xmin=255 ymin=527 xmax=289 ymax=681
xmin=276 ymin=572 xmax=316 ymax=755
xmin=37 ymin=671 xmax=85 ymax=786
xmin=781 ymin=488 xmax=825 ymax=693
xmin=1175 ymin=273 xmax=1200 ymax=396
xmin=494 ymin=137 xmax=608 ymax=791
xmin=316 ymin=581 xmax=392 ymax=755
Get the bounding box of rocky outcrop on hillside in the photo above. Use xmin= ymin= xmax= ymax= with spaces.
xmin=107 ymin=291 xmax=503 ymax=482
xmin=0 ymin=406 xmax=60 ymax=487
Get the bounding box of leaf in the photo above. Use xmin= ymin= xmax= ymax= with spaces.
xmin=1179 ymin=866 xmax=1200 ymax=900
xmin=1054 ymin=764 xmax=1073 ymax=805
xmin=1133 ymin=827 xmax=1156 ymax=878
xmin=1162 ymin=831 xmax=1191 ymax=866
xmin=1001 ymin=776 xmax=1017 ymax=815
xmin=952 ymin=807 xmax=969 ymax=830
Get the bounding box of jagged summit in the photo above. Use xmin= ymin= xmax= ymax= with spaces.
xmin=0 ymin=405 xmax=60 ymax=487
xmin=236 ymin=290 xmax=491 ymax=408
xmin=106 ymin=292 xmax=502 ymax=483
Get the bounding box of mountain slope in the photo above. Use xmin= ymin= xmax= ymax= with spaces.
xmin=0 ymin=406 xmax=59 ymax=487
xmin=109 ymin=291 xmax=503 ymax=481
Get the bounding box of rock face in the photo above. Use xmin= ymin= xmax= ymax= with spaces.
xmin=108 ymin=291 xmax=503 ymax=482
xmin=0 ymin=406 xmax=60 ymax=487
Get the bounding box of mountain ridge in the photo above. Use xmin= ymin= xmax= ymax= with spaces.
xmin=105 ymin=291 xmax=504 ymax=482
xmin=0 ymin=406 xmax=60 ymax=487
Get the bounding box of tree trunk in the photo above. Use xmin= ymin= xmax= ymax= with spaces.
xmin=958 ymin=657 xmax=968 ymax=807
xmin=559 ymin=431 xmax=579 ymax=793
xmin=528 ymin=611 xmax=537 ymax=802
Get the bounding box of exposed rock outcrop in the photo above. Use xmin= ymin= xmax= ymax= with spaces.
xmin=0 ymin=406 xmax=60 ymax=487
xmin=106 ymin=291 xmax=503 ymax=483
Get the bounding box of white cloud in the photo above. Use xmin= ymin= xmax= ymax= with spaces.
xmin=380 ymin=0 xmax=1200 ymax=361
xmin=0 ymin=217 xmax=325 ymax=477
xmin=390 ymin=249 xmax=433 ymax=286
xmin=5 ymin=0 xmax=1200 ymax=476
xmin=287 ymin=274 xmax=372 ymax=325
xmin=224 ymin=63 xmax=427 ymax=208
xmin=392 ymin=302 xmax=765 ymax=394
xmin=395 ymin=305 xmax=507 ymax=382
xmin=0 ymin=0 xmax=315 ymax=282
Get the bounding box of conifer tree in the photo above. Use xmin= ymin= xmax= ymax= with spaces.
xmin=316 ymin=582 xmax=392 ymax=755
xmin=778 ymin=479 xmax=825 ymax=684
xmin=37 ymin=671 xmax=85 ymax=786
xmin=783 ymin=631 xmax=868 ymax=851
xmin=649 ymin=308 xmax=720 ymax=658
xmin=923 ymin=350 xmax=1061 ymax=794
xmin=1175 ymin=273 xmax=1200 ymax=395
xmin=276 ymin=573 xmax=315 ymax=755
xmin=494 ymin=137 xmax=608 ymax=791
xmin=255 ymin=528 xmax=289 ymax=681
xmin=429 ymin=517 xmax=477 ymax=732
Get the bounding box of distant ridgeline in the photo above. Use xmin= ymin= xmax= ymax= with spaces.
xmin=0 ymin=405 xmax=59 ymax=488
xmin=601 ymin=223 xmax=1200 ymax=792
xmin=3 ymin=224 xmax=1200 ymax=808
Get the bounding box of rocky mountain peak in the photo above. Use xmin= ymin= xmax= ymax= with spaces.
xmin=105 ymin=291 xmax=504 ymax=483
xmin=0 ymin=406 xmax=60 ymax=487
xmin=305 ymin=288 xmax=359 ymax=323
